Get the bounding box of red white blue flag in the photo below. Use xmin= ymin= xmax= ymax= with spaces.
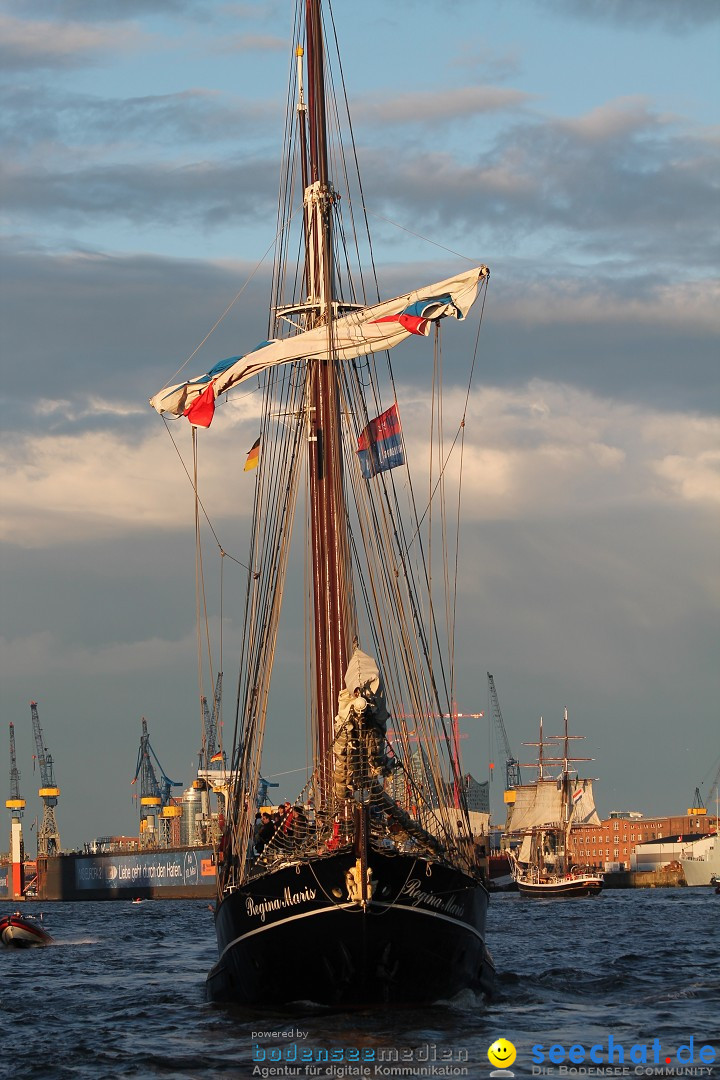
xmin=572 ymin=786 xmax=583 ymax=803
xmin=357 ymin=403 xmax=404 ymax=480
xmin=370 ymin=292 xmax=457 ymax=337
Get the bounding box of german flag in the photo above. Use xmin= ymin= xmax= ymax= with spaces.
xmin=244 ymin=437 xmax=260 ymax=472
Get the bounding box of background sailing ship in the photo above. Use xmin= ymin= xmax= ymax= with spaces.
xmin=151 ymin=0 xmax=494 ymax=1006
xmin=506 ymin=710 xmax=604 ymax=897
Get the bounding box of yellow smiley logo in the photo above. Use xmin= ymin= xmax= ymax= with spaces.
xmin=488 ymin=1039 xmax=517 ymax=1069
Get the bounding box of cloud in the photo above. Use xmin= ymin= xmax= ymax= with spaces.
xmin=3 ymin=376 xmax=717 ymax=559
xmin=528 ymin=0 xmax=720 ymax=33
xmin=0 ymin=628 xmax=197 ymax=680
xmin=0 ymin=13 xmax=147 ymax=70
xmin=0 ymin=84 xmax=278 ymax=152
xmin=0 ymin=155 xmax=280 ymax=226
xmin=654 ymin=447 xmax=720 ymax=505
xmin=359 ymin=98 xmax=719 ymax=272
xmin=211 ymin=33 xmax=288 ymax=55
xmin=0 ymin=392 xmax=264 ymax=548
xmin=354 ymin=86 xmax=532 ymax=127
xmin=399 ymin=380 xmax=720 ymax=524
xmin=8 ymin=0 xmax=197 ymax=21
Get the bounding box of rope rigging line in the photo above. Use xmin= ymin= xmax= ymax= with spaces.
xmin=399 ymin=273 xmax=490 ymax=558
xmin=155 ymin=216 xmax=302 ymax=395
xmin=161 ymin=415 xmax=254 ymax=574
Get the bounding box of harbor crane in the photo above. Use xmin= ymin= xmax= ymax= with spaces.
xmin=132 ymin=718 xmax=182 ymax=839
xmin=257 ymin=775 xmax=279 ymax=807
xmin=7 ymin=723 xmax=25 ymax=818
xmin=691 ymin=755 xmax=720 ymax=821
xmin=30 ymin=701 xmax=61 ymax=857
xmin=687 ymin=786 xmax=706 ymax=816
xmin=200 ymin=672 xmax=223 ymax=767
xmin=487 ymin=673 xmax=521 ymax=793
xmin=6 ymin=723 xmax=26 ymax=899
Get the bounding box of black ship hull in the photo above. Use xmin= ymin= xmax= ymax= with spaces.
xmin=516 ymin=874 xmax=603 ymax=898
xmin=207 ymin=849 xmax=492 ymax=1006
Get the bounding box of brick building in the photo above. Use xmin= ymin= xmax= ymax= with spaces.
xmin=567 ymin=811 xmax=717 ymax=870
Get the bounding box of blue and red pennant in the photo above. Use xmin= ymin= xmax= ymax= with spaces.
xmin=357 ymin=403 xmax=405 ymax=479
xmin=370 ymin=292 xmax=456 ymax=337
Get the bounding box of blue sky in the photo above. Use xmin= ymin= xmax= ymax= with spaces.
xmin=1 ymin=0 xmax=719 ymax=847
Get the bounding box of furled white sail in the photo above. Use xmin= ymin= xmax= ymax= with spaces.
xmin=506 ymin=780 xmax=564 ymax=833
xmin=569 ymin=779 xmax=601 ymax=827
xmin=150 ymin=266 xmax=488 ymax=425
xmin=333 ymin=647 xmax=390 ymax=799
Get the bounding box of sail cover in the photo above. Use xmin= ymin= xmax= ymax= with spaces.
xmin=150 ymin=266 xmax=488 ymax=426
xmin=506 ymin=780 xmax=564 ymax=833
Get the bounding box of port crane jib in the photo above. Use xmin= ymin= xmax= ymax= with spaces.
xmin=29 ymin=701 xmax=61 ymax=858
xmin=486 ymin=672 xmax=521 ymax=796
xmin=132 ymin=717 xmax=182 ymax=811
xmin=7 ymin=723 xmax=26 ymax=818
xmin=200 ymin=671 xmax=223 ymax=767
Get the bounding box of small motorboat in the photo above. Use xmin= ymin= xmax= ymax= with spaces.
xmin=0 ymin=912 xmax=53 ymax=947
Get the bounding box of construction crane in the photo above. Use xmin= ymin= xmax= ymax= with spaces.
xmin=132 ymin=718 xmax=182 ymax=841
xmin=29 ymin=701 xmax=61 ymax=857
xmin=687 ymin=786 xmax=706 ymax=816
xmin=6 ymin=723 xmax=26 ymax=899
xmin=487 ymin=673 xmax=521 ymax=793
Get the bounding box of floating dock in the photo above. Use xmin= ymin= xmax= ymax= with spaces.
xmin=27 ymin=847 xmax=216 ymax=901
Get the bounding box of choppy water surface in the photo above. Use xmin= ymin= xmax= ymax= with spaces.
xmin=2 ymin=889 xmax=718 ymax=1079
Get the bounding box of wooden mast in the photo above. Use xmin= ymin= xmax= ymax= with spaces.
xmin=303 ymin=0 xmax=351 ymax=782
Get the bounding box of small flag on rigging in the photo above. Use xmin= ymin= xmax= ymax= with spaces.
xmin=357 ymin=403 xmax=404 ymax=479
xmin=210 ymin=751 xmax=223 ymax=763
xmin=572 ymin=786 xmax=583 ymax=803
xmin=244 ymin=437 xmax=260 ymax=472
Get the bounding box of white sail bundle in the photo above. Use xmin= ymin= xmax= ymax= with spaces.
xmin=150 ymin=267 xmax=488 ymax=426
xmin=333 ymin=647 xmax=390 ymax=799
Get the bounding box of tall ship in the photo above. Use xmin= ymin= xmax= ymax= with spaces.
xmin=150 ymin=0 xmax=494 ymax=1006
xmin=506 ymin=710 xmax=604 ymax=897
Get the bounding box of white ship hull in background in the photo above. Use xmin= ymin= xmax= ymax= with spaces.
xmin=681 ymin=833 xmax=720 ymax=886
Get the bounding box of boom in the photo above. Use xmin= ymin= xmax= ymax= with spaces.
xmin=201 ymin=672 xmax=223 ymax=766
xmin=132 ymin=717 xmax=182 ymax=809
xmin=6 ymin=723 xmax=25 ymax=816
xmin=29 ymin=702 xmax=60 ymax=857
xmin=487 ymin=673 xmax=521 ymax=790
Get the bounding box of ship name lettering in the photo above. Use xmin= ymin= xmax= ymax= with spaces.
xmin=246 ymin=885 xmax=317 ymax=923
xmin=400 ymin=878 xmax=464 ymax=917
